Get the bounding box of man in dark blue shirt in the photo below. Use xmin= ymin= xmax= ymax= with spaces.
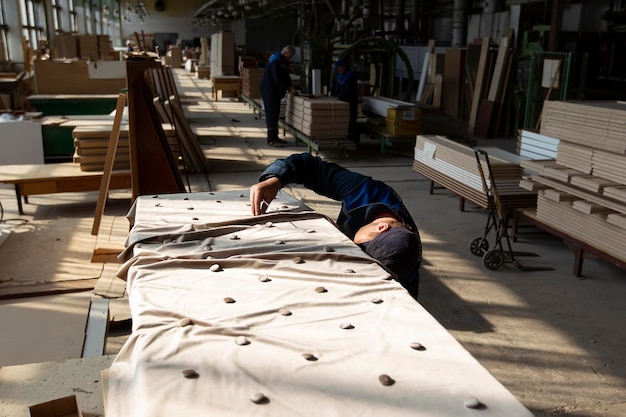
xmin=260 ymin=45 xmax=297 ymax=147
xmin=330 ymin=59 xmax=359 ymax=144
xmin=250 ymin=152 xmax=422 ymax=297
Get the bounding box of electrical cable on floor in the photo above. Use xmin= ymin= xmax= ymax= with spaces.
xmin=0 ymin=199 xmax=29 ymax=226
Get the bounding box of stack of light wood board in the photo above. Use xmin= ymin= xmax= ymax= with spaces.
xmin=521 ymin=156 xmax=626 ymax=264
xmin=285 ymin=95 xmax=349 ymax=138
xmin=534 ymin=189 xmax=626 ymax=262
xmin=540 ymin=101 xmax=626 ymax=154
xmin=73 ymin=124 xmax=179 ymax=172
xmin=556 ymin=141 xmax=593 ymax=174
xmin=517 ymin=129 xmax=559 ymax=160
xmin=413 ymin=135 xmax=537 ymax=209
xmin=241 ymin=67 xmax=263 ymax=99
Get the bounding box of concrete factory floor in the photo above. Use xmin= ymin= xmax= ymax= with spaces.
xmin=0 ymin=71 xmax=624 ymax=417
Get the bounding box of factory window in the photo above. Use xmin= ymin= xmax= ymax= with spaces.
xmin=52 ymin=0 xmax=79 ymax=34
xmin=19 ymin=0 xmax=47 ymax=50
xmin=69 ymin=0 xmax=78 ymax=33
xmin=0 ymin=1 xmax=9 ymax=60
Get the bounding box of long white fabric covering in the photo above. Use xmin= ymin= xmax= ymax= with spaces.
xmin=108 ymin=191 xmax=533 ymax=417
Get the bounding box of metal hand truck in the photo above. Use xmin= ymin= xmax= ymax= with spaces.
xmin=469 ymin=148 xmax=549 ymax=271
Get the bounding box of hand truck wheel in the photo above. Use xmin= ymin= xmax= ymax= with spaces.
xmin=469 ymin=237 xmax=489 ymax=257
xmin=483 ymin=250 xmax=505 ymax=270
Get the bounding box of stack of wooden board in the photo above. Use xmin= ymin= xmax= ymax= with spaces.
xmin=241 ymin=67 xmax=263 ymax=99
xmin=516 ymin=129 xmax=559 ymax=160
xmin=285 ymin=95 xmax=349 ymax=138
xmin=73 ymin=124 xmax=179 ymax=172
xmin=540 ymin=101 xmax=626 ymax=154
xmin=520 ymin=100 xmax=626 ymax=265
xmin=413 ymin=135 xmax=537 ymax=209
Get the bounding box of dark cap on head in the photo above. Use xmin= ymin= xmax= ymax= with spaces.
xmin=360 ymin=227 xmax=421 ymax=278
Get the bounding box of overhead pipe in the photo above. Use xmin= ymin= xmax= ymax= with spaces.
xmin=451 ymin=0 xmax=469 ymax=47
xmin=395 ymin=0 xmax=406 ymax=36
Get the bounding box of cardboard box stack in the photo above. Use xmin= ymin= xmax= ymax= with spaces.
xmin=386 ymin=108 xmax=422 ymax=137
xmin=78 ymin=35 xmax=99 ymax=60
xmin=285 ymin=95 xmax=349 ymax=138
xmin=520 ymin=100 xmax=626 ymax=263
xmin=73 ymin=124 xmax=179 ymax=172
xmin=98 ymin=35 xmax=113 ymax=60
xmin=55 ymin=34 xmax=113 ymax=60
xmin=241 ymin=67 xmax=263 ymax=99
xmin=55 ymin=34 xmax=78 ymax=59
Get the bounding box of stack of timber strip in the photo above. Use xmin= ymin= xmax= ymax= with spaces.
xmin=533 ymin=188 xmax=626 ymax=263
xmin=521 ymin=100 xmax=626 ymax=265
xmin=241 ymin=67 xmax=263 ymax=99
xmin=556 ymin=141 xmax=593 ymax=174
xmin=285 ymin=95 xmax=349 ymax=138
xmin=540 ymin=101 xmax=626 ymax=154
xmin=517 ymin=129 xmax=559 ymax=160
xmin=73 ymin=124 xmax=179 ymax=172
xmin=413 ymin=135 xmax=536 ymax=209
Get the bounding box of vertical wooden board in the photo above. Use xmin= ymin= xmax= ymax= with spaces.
xmin=126 ymin=58 xmax=185 ymax=200
xmin=469 ymin=37 xmax=491 ymax=131
xmin=92 ymin=93 xmax=127 ymax=236
xmin=442 ymin=48 xmax=467 ymax=118
xmin=475 ymin=100 xmax=495 ymax=138
xmin=487 ymin=35 xmax=511 ymax=102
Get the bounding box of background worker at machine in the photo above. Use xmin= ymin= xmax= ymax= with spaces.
xmin=330 ymin=58 xmax=359 ymax=144
xmin=260 ymin=45 xmax=298 ymax=147
xmin=249 ymin=152 xmax=422 ymax=297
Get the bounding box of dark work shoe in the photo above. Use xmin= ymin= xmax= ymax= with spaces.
xmin=268 ymin=140 xmax=287 ymax=147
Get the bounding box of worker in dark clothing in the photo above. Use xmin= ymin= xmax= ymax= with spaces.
xmin=249 ymin=152 xmax=422 ymax=298
xmin=330 ymin=59 xmax=359 ymax=144
xmin=260 ymin=45 xmax=298 ymax=147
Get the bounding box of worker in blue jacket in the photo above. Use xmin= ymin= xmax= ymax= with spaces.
xmin=260 ymin=45 xmax=298 ymax=147
xmin=250 ymin=152 xmax=422 ymax=297
xmin=330 ymin=59 xmax=359 ymax=144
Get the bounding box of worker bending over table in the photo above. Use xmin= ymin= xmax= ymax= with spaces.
xmin=250 ymin=152 xmax=422 ymax=297
xmin=260 ymin=45 xmax=298 ymax=147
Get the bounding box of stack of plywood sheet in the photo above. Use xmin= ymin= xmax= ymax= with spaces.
xmin=285 ymin=95 xmax=349 ymax=138
xmin=413 ymin=135 xmax=537 ymax=209
xmin=241 ymin=67 xmax=263 ymax=99
xmin=521 ymin=100 xmax=626 ymax=264
xmin=73 ymin=124 xmax=179 ymax=172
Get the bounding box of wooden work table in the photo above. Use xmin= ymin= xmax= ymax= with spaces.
xmin=0 ymin=163 xmax=131 ymax=214
xmin=211 ymin=76 xmax=241 ymax=101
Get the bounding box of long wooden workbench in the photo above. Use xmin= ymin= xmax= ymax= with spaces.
xmin=0 ymin=163 xmax=131 ymax=214
xmin=106 ymin=190 xmax=534 ymax=417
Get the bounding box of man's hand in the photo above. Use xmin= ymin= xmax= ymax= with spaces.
xmin=289 ymin=86 xmax=298 ymax=96
xmin=250 ymin=177 xmax=282 ymax=216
